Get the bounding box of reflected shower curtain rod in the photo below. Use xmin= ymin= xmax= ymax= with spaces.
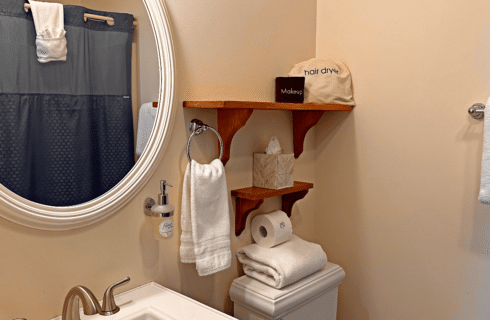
xmin=24 ymin=3 xmax=138 ymax=27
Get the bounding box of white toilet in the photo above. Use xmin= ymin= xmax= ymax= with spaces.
xmin=229 ymin=262 xmax=345 ymax=320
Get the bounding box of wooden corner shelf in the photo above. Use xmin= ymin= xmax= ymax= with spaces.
xmin=183 ymin=101 xmax=353 ymax=165
xmin=231 ymin=181 xmax=313 ymax=236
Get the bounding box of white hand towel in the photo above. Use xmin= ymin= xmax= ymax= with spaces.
xmin=180 ymin=159 xmax=231 ymax=276
xmin=480 ymin=97 xmax=490 ymax=204
xmin=135 ymin=103 xmax=158 ymax=156
xmin=236 ymin=235 xmax=327 ymax=289
xmin=28 ymin=0 xmax=67 ymax=63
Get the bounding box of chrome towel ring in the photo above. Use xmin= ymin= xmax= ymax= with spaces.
xmin=187 ymin=119 xmax=224 ymax=163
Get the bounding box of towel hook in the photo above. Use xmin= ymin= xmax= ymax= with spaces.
xmin=469 ymin=103 xmax=485 ymax=119
xmin=187 ymin=119 xmax=224 ymax=163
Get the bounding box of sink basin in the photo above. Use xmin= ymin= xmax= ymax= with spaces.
xmin=122 ymin=309 xmax=164 ymax=320
xmin=51 ymin=282 xmax=236 ymax=320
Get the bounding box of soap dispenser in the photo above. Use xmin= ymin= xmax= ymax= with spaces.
xmin=150 ymin=180 xmax=175 ymax=239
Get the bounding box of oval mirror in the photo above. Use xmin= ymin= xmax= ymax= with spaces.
xmin=0 ymin=0 xmax=175 ymax=230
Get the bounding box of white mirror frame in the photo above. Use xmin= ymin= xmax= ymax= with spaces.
xmin=0 ymin=0 xmax=175 ymax=230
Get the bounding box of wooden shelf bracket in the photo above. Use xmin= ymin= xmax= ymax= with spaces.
xmin=292 ymin=110 xmax=325 ymax=158
xmin=282 ymin=189 xmax=310 ymax=217
xmin=234 ymin=198 xmax=264 ymax=236
xmin=217 ymin=108 xmax=253 ymax=165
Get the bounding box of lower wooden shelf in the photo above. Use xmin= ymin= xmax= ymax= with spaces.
xmin=231 ymin=181 xmax=313 ymax=236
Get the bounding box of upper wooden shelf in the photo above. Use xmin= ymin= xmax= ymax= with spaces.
xmin=184 ymin=101 xmax=353 ymax=111
xmin=183 ymin=101 xmax=353 ymax=165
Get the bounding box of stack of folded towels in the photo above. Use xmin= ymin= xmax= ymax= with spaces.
xmin=237 ymin=211 xmax=327 ymax=289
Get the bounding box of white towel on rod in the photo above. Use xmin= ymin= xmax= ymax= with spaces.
xmin=135 ymin=103 xmax=157 ymax=156
xmin=236 ymin=235 xmax=328 ymax=289
xmin=479 ymin=97 xmax=490 ymax=204
xmin=28 ymin=0 xmax=67 ymax=63
xmin=180 ymin=159 xmax=231 ymax=276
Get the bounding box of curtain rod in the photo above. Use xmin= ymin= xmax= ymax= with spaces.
xmin=24 ymin=3 xmax=138 ymax=27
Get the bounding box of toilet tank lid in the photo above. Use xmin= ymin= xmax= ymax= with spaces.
xmin=229 ymin=262 xmax=345 ymax=317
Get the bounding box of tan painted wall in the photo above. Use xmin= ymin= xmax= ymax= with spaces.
xmin=0 ymin=0 xmax=317 ymax=319
xmin=316 ymin=0 xmax=490 ymax=319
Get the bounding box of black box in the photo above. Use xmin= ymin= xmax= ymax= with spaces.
xmin=275 ymin=77 xmax=305 ymax=103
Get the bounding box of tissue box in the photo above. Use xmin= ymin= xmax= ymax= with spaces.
xmin=253 ymin=153 xmax=294 ymax=189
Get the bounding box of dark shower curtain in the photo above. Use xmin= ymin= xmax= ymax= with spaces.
xmin=0 ymin=0 xmax=135 ymax=206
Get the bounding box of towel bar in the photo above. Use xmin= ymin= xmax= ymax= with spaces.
xmin=23 ymin=3 xmax=139 ymax=27
xmin=469 ymin=103 xmax=485 ymax=119
xmin=187 ymin=119 xmax=224 ymax=163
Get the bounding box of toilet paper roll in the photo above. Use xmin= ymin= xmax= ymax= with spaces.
xmin=251 ymin=210 xmax=293 ymax=248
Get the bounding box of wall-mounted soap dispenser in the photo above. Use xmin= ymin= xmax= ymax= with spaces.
xmin=144 ymin=180 xmax=175 ymax=239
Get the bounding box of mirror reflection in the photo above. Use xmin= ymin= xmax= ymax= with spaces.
xmin=0 ymin=0 xmax=158 ymax=206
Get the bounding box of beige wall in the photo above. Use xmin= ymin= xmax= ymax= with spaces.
xmin=0 ymin=1 xmax=317 ymax=319
xmin=316 ymin=0 xmax=490 ymax=319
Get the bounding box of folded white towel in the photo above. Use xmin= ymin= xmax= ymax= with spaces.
xmin=180 ymin=159 xmax=231 ymax=276
xmin=480 ymin=97 xmax=490 ymax=204
xmin=135 ymin=103 xmax=158 ymax=156
xmin=28 ymin=0 xmax=67 ymax=63
xmin=237 ymin=235 xmax=327 ymax=289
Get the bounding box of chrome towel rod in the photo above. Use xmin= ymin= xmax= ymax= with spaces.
xmin=469 ymin=103 xmax=485 ymax=119
xmin=187 ymin=119 xmax=223 ymax=163
xmin=23 ymin=3 xmax=139 ymax=27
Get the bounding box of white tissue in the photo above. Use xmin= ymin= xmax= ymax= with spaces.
xmin=266 ymin=136 xmax=282 ymax=154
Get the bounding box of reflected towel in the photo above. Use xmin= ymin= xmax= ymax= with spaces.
xmin=135 ymin=103 xmax=157 ymax=156
xmin=180 ymin=159 xmax=231 ymax=276
xmin=237 ymin=235 xmax=327 ymax=289
xmin=28 ymin=0 xmax=67 ymax=63
xmin=480 ymin=97 xmax=490 ymax=204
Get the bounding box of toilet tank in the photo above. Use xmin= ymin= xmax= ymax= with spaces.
xmin=229 ymin=262 xmax=345 ymax=320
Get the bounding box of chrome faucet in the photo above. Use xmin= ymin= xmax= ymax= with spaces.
xmin=100 ymin=277 xmax=131 ymax=315
xmin=61 ymin=286 xmax=101 ymax=320
xmin=62 ymin=277 xmax=130 ymax=320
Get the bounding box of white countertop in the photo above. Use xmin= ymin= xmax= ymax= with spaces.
xmin=51 ymin=282 xmax=236 ymax=320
